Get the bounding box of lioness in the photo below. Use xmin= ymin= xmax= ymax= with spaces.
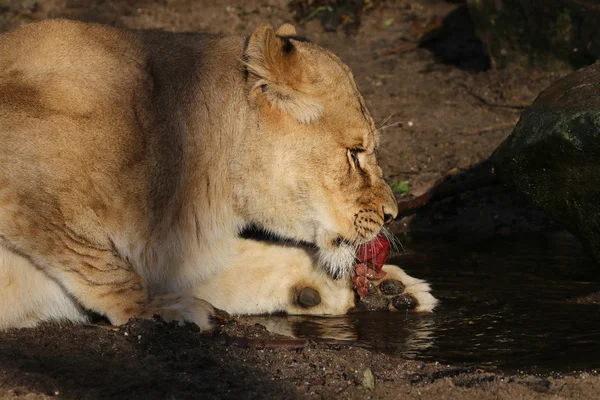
xmin=0 ymin=20 xmax=437 ymax=330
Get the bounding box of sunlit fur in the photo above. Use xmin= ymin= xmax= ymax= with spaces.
xmin=196 ymin=240 xmax=438 ymax=316
xmin=0 ymin=20 xmax=435 ymax=330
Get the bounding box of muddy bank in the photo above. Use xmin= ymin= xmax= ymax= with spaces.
xmin=1 ymin=319 xmax=599 ymax=399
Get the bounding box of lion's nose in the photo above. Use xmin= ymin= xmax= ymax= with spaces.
xmin=383 ymin=212 xmax=395 ymax=225
xmin=382 ymin=184 xmax=399 ymax=225
xmin=383 ymin=203 xmax=398 ymax=225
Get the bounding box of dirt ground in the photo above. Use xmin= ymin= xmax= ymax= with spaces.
xmin=1 ymin=0 xmax=598 ymax=399
xmin=3 ymin=318 xmax=600 ymax=400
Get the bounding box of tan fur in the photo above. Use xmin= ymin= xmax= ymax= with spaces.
xmin=0 ymin=20 xmax=435 ymax=330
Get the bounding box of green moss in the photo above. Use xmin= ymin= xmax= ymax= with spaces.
xmin=391 ymin=181 xmax=410 ymax=195
xmin=492 ymin=80 xmax=600 ymax=262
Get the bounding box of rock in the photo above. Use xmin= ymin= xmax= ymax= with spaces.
xmin=466 ymin=0 xmax=599 ymax=68
xmin=362 ymin=368 xmax=376 ymax=391
xmin=492 ymin=61 xmax=600 ymax=261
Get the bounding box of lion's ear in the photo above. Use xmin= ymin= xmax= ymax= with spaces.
xmin=245 ymin=24 xmax=323 ymax=124
xmin=276 ymin=23 xmax=297 ymax=36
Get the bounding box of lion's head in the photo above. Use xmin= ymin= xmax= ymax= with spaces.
xmin=232 ymin=24 xmax=398 ymax=277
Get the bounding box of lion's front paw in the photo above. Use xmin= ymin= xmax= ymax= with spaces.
xmin=354 ymin=265 xmax=438 ymax=313
xmin=142 ymin=294 xmax=227 ymax=331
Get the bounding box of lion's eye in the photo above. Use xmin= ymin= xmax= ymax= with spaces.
xmin=348 ymin=148 xmax=363 ymax=169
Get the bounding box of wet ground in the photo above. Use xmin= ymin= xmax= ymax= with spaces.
xmin=249 ymin=232 xmax=600 ymax=374
xmin=2 ymin=0 xmax=600 ymax=398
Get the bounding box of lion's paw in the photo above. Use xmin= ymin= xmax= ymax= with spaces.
xmin=353 ymin=265 xmax=438 ymax=313
xmin=142 ymin=294 xmax=228 ymax=331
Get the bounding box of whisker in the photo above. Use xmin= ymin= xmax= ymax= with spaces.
xmin=339 ymin=240 xmax=358 ymax=264
xmin=341 ymin=224 xmax=361 ymax=264
xmin=349 ymin=231 xmax=361 ymax=263
xmin=381 ymin=227 xmax=405 ymax=253
xmin=377 ymin=113 xmax=395 ymax=130
xmin=377 ymin=120 xmax=405 ymax=132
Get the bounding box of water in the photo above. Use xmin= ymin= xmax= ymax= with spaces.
xmin=247 ymin=232 xmax=600 ymax=373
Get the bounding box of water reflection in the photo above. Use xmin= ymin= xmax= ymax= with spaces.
xmin=245 ymin=312 xmax=437 ymax=355
xmin=248 ymin=231 xmax=600 ymax=373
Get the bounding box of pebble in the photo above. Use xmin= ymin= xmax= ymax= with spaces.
xmin=362 ymin=368 xmax=376 ymax=391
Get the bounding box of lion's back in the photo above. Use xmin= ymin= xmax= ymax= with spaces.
xmin=0 ymin=20 xmax=149 ymax=119
xmin=0 ymin=20 xmax=156 ymax=229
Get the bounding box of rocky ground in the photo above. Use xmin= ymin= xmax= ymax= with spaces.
xmin=1 ymin=0 xmax=598 ymax=399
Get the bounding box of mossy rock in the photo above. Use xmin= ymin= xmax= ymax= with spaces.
xmin=467 ymin=0 xmax=599 ymax=68
xmin=492 ymin=62 xmax=600 ymax=261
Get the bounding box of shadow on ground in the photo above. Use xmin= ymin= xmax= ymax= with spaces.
xmin=0 ymin=320 xmax=296 ymax=399
xmin=419 ymin=4 xmax=490 ymax=72
xmin=395 ymin=160 xmax=558 ymax=237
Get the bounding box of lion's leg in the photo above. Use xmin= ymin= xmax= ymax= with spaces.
xmin=194 ymin=239 xmax=438 ymax=316
xmin=0 ymin=245 xmax=89 ymax=329
xmin=0 ymin=236 xmax=217 ymax=329
xmin=0 ymin=211 xmax=216 ymax=330
xmin=194 ymin=239 xmax=355 ymax=316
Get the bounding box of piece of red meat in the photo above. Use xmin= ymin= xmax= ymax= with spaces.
xmin=352 ymin=234 xmax=390 ymax=298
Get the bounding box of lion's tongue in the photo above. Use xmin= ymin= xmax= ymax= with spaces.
xmin=356 ymin=234 xmax=390 ymax=273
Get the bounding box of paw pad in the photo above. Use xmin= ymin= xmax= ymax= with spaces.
xmin=391 ymin=293 xmax=417 ymax=310
xmin=296 ymin=287 xmax=321 ymax=308
xmin=379 ymin=280 xmax=405 ymax=295
xmin=355 ymin=279 xmax=418 ymax=312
